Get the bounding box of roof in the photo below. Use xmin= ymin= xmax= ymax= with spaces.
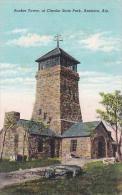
xmin=62 ymin=121 xmax=101 ymax=138
xmin=17 ymin=119 xmax=60 ymax=137
xmin=36 ymin=47 xmax=80 ymax=64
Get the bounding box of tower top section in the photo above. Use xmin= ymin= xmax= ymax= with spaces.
xmin=36 ymin=35 xmax=80 ymax=71
xmin=36 ymin=47 xmax=80 ymax=64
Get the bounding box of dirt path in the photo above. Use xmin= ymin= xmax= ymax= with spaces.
xmin=0 ymin=167 xmax=48 ymax=189
xmin=0 ymin=158 xmax=100 ymax=189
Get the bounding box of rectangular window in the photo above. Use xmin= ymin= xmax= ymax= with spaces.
xmin=14 ymin=134 xmax=19 ymax=155
xmin=47 ymin=117 xmax=52 ymax=124
xmin=38 ymin=139 xmax=43 ymax=152
xmin=14 ymin=134 xmax=19 ymax=147
xmin=39 ymin=109 xmax=42 ymax=115
xmin=44 ymin=112 xmax=47 ymax=120
xmin=70 ymin=140 xmax=77 ymax=152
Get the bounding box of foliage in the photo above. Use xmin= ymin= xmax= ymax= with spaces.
xmin=1 ymin=162 xmax=122 ymax=195
xmin=96 ymin=90 xmax=122 ymax=160
xmin=97 ymin=90 xmax=122 ymax=130
xmin=0 ymin=158 xmax=60 ymax=173
xmin=33 ymin=117 xmax=50 ymax=129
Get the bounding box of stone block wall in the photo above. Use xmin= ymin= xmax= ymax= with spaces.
xmin=32 ymin=65 xmax=61 ymax=135
xmin=0 ymin=125 xmax=29 ymax=160
xmin=60 ymin=66 xmax=82 ymax=132
xmin=91 ymin=123 xmax=114 ymax=158
xmin=16 ymin=126 xmax=29 ymax=157
xmin=28 ymin=135 xmax=61 ymax=158
xmin=0 ymin=112 xmax=25 ymax=159
xmin=61 ymin=137 xmax=91 ymax=159
xmin=29 ymin=135 xmax=51 ymax=158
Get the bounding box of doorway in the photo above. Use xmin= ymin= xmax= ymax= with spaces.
xmin=98 ymin=138 xmax=106 ymax=158
xmin=50 ymin=139 xmax=55 ymax=158
xmin=92 ymin=136 xmax=106 ymax=159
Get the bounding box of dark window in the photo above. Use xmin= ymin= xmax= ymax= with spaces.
xmin=14 ymin=134 xmax=19 ymax=152
xmin=14 ymin=134 xmax=19 ymax=146
xmin=41 ymin=65 xmax=45 ymax=70
xmin=38 ymin=139 xmax=43 ymax=152
xmin=39 ymin=109 xmax=42 ymax=115
xmin=72 ymin=92 xmax=77 ymax=101
xmin=63 ymin=80 xmax=67 ymax=90
xmin=68 ymin=87 xmax=72 ymax=95
xmin=44 ymin=112 xmax=47 ymax=120
xmin=70 ymin=140 xmax=77 ymax=152
xmin=68 ymin=66 xmax=73 ymax=70
xmin=38 ymin=63 xmax=41 ymax=70
xmin=47 ymin=117 xmax=52 ymax=124
xmin=72 ymin=65 xmax=77 ymax=72
xmin=73 ymin=92 xmax=76 ymax=100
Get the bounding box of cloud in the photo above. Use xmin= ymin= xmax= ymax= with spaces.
xmin=63 ymin=31 xmax=85 ymax=40
xmin=79 ymin=32 xmax=121 ymax=52
xmin=0 ymin=63 xmax=35 ymax=78
xmin=104 ymin=59 xmax=122 ymax=66
xmin=0 ymin=62 xmax=35 ymax=72
xmin=6 ymin=33 xmax=53 ymax=47
xmin=1 ymin=63 xmax=121 ymax=94
xmin=10 ymin=28 xmax=28 ymax=34
xmin=0 ymin=77 xmax=35 ymax=85
xmin=0 ymin=63 xmax=17 ymax=69
xmin=61 ymin=31 xmax=122 ymax=53
xmin=0 ymin=63 xmax=36 ymax=88
xmin=0 ymin=77 xmax=35 ymax=92
xmin=79 ymin=71 xmax=122 ymax=95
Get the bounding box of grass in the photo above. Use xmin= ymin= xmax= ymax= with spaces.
xmin=0 ymin=158 xmax=60 ymax=173
xmin=1 ymin=161 xmax=122 ymax=195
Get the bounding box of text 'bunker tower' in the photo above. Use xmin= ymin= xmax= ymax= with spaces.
xmin=32 ymin=35 xmax=82 ymax=134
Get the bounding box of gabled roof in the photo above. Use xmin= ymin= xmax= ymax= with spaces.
xmin=36 ymin=47 xmax=80 ymax=64
xmin=17 ymin=119 xmax=60 ymax=137
xmin=62 ymin=121 xmax=100 ymax=138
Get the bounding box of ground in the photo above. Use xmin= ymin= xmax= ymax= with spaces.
xmin=0 ymin=161 xmax=122 ymax=195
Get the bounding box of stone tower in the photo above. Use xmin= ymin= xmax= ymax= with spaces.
xmin=32 ymin=39 xmax=82 ymax=134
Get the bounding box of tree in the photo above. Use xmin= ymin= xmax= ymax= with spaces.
xmin=96 ymin=90 xmax=122 ymax=161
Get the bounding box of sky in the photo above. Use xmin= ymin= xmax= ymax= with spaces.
xmin=0 ymin=0 xmax=122 ymax=129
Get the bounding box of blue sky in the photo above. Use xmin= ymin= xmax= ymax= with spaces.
xmin=0 ymin=0 xmax=122 ymax=127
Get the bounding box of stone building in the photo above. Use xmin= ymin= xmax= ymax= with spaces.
xmin=62 ymin=121 xmax=114 ymax=159
xmin=0 ymin=111 xmax=61 ymax=160
xmin=0 ymin=40 xmax=115 ymax=160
